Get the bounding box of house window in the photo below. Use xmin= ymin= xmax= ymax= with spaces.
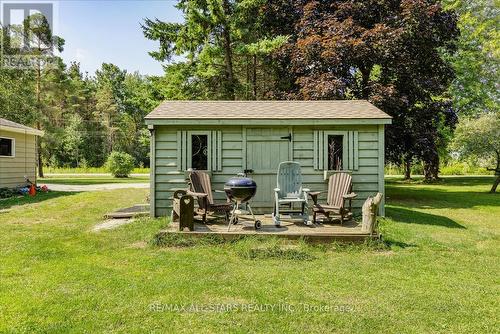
xmin=190 ymin=134 xmax=208 ymax=170
xmin=327 ymin=135 xmax=343 ymax=170
xmin=0 ymin=137 xmax=14 ymax=157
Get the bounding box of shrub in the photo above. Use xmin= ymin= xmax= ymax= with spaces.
xmin=106 ymin=151 xmax=135 ymax=178
xmin=386 ymin=161 xmax=492 ymax=176
xmin=0 ymin=187 xmax=17 ymax=199
xmin=440 ymin=162 xmax=491 ymax=176
xmin=385 ymin=162 xmax=424 ymax=175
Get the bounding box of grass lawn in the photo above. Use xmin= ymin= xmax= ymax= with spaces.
xmin=0 ymin=177 xmax=498 ymax=333
xmin=39 ymin=176 xmax=149 ymax=185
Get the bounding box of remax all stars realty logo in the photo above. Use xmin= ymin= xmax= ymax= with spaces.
xmin=1 ymin=1 xmax=60 ymax=68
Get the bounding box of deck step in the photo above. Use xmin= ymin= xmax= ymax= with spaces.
xmin=104 ymin=212 xmax=149 ymax=219
xmin=104 ymin=204 xmax=150 ymax=219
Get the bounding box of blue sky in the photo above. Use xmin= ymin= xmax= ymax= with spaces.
xmin=57 ymin=0 xmax=182 ymax=76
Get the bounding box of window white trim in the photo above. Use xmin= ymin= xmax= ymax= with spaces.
xmin=187 ymin=131 xmax=212 ymax=171
xmin=313 ymin=130 xmax=359 ymax=171
xmin=0 ymin=136 xmax=15 ymax=158
xmin=323 ymin=131 xmax=348 ymax=171
xmin=177 ymin=130 xmax=222 ymax=171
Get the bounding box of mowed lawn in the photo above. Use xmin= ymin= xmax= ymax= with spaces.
xmin=0 ymin=177 xmax=498 ymax=333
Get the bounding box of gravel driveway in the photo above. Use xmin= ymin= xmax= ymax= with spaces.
xmin=46 ymin=183 xmax=149 ymax=192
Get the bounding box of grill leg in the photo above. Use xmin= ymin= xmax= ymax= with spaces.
xmin=247 ymin=204 xmax=262 ymax=230
xmin=227 ymin=203 xmax=238 ymax=232
xmin=247 ymin=204 xmax=256 ymax=222
xmin=273 ymin=195 xmax=280 ymax=226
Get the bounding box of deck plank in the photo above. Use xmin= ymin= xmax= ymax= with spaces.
xmin=159 ymin=215 xmax=379 ymax=243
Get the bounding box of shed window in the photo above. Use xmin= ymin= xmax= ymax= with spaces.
xmin=314 ymin=130 xmax=359 ymax=171
xmin=327 ymin=135 xmax=343 ymax=170
xmin=0 ymin=137 xmax=14 ymax=157
xmin=178 ymin=130 xmax=221 ymax=171
xmin=190 ymin=134 xmax=208 ymax=170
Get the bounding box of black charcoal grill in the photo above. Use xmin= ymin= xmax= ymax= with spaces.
xmin=224 ymin=176 xmax=257 ymax=203
xmin=224 ymin=175 xmax=261 ymax=230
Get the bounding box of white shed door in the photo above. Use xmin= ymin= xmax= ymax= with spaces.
xmin=246 ymin=128 xmax=290 ymax=210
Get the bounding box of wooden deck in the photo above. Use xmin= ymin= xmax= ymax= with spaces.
xmin=160 ymin=214 xmax=379 ymax=243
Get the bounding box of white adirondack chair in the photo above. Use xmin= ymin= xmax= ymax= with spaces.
xmin=272 ymin=161 xmax=310 ymax=226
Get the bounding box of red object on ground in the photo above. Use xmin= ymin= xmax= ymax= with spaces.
xmin=29 ymin=184 xmax=36 ymax=196
xmin=41 ymin=185 xmax=49 ymax=192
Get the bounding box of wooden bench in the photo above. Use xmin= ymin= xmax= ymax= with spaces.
xmin=171 ymin=190 xmax=195 ymax=231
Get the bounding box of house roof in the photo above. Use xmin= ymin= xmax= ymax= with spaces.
xmin=0 ymin=118 xmax=44 ymax=136
xmin=145 ymin=100 xmax=392 ymax=125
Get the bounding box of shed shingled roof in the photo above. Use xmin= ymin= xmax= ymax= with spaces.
xmin=0 ymin=118 xmax=44 ymax=136
xmin=145 ymin=100 xmax=391 ymax=120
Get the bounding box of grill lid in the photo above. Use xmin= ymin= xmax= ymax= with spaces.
xmin=224 ymin=176 xmax=257 ymax=203
xmin=224 ymin=176 xmax=256 ymax=188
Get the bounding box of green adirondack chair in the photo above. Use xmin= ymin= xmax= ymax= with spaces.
xmin=272 ymin=161 xmax=310 ymax=226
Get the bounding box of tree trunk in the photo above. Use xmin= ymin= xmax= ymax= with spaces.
xmin=491 ymin=175 xmax=500 ymax=193
xmin=37 ymin=130 xmax=44 ymax=178
xmin=36 ymin=61 xmax=44 ymax=178
xmin=252 ymin=54 xmax=257 ymax=100
xmin=360 ymin=66 xmax=371 ymax=99
xmin=489 ymin=153 xmax=500 ymax=193
xmin=245 ymin=55 xmax=250 ymax=99
xmin=221 ymin=0 xmax=235 ymax=100
xmin=404 ymin=158 xmax=411 ymax=180
xmin=424 ymin=154 xmax=440 ymax=182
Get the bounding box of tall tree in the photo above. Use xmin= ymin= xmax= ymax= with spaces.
xmin=95 ymin=82 xmax=119 ymax=155
xmin=38 ymin=58 xmax=71 ymax=168
xmin=66 ymin=63 xmax=107 ymax=167
xmin=452 ymin=113 xmax=500 ymax=192
xmin=273 ymin=0 xmax=459 ymax=180
xmin=123 ymin=73 xmax=159 ymax=165
xmin=0 ymin=68 xmax=37 ymax=125
xmin=95 ymin=63 xmax=127 ymax=111
xmin=1 ymin=30 xmax=157 ymax=171
xmin=143 ymin=0 xmax=238 ymax=99
xmin=143 ymin=0 xmax=288 ymax=100
xmin=6 ymin=13 xmax=66 ymax=176
xmin=443 ymin=0 xmax=499 ymax=116
xmin=61 ymin=114 xmax=85 ymax=167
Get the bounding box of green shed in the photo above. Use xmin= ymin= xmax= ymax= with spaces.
xmin=145 ymin=100 xmax=392 ymax=218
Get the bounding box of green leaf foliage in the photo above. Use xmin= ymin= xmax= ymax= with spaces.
xmin=452 ymin=112 xmax=500 ymax=191
xmin=452 ymin=113 xmax=500 ymax=172
xmin=106 ymin=151 xmax=135 ymax=178
xmin=443 ymin=0 xmax=499 ymax=116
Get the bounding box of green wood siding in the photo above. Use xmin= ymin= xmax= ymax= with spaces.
xmin=153 ymin=124 xmax=384 ymax=217
xmin=293 ymin=126 xmax=380 ymax=211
